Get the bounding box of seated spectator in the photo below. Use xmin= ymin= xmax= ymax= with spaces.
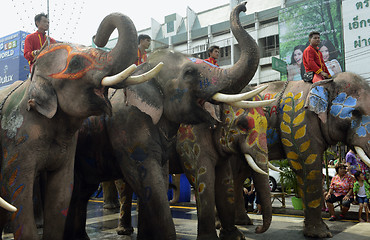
xmin=243 ymin=177 xmax=255 ymax=212
xmin=325 ymin=163 xmax=355 ymax=221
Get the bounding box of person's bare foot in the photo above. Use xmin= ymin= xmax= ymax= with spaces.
xmin=359 ymin=218 xmax=365 ymax=222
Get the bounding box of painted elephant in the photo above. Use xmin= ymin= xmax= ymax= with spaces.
xmin=0 ymin=12 xmax=145 ymax=240
xmin=176 ymin=91 xmax=273 ymax=239
xmin=254 ymin=73 xmax=370 ymax=238
xmin=65 ymin=3 xmax=261 ymax=240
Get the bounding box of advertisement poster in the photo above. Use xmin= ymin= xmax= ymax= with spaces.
xmin=0 ymin=31 xmax=29 ymax=88
xmin=279 ymin=0 xmax=344 ymax=81
xmin=342 ymin=0 xmax=370 ymax=82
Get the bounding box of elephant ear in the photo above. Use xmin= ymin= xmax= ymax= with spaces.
xmin=204 ymin=102 xmax=221 ymax=123
xmin=306 ymin=79 xmax=333 ymax=123
xmin=126 ymin=80 xmax=164 ymax=125
xmin=27 ymin=76 xmax=58 ymax=119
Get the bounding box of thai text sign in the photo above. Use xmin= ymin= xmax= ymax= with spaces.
xmin=343 ymin=0 xmax=370 ymax=82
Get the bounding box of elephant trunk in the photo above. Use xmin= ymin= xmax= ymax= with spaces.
xmin=251 ymin=157 xmax=272 ymax=233
xmin=215 ymin=3 xmax=259 ymax=94
xmin=93 ymin=13 xmax=137 ymax=75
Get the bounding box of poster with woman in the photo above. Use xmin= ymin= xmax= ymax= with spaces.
xmin=279 ymin=0 xmax=344 ymax=81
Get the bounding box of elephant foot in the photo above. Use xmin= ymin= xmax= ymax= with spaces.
xmin=303 ymin=219 xmax=332 ymax=238
xmin=235 ymin=212 xmax=253 ymax=225
xmin=103 ymin=202 xmax=120 ymax=209
xmin=219 ymin=226 xmax=245 ymax=240
xmin=197 ymin=233 xmax=219 ymax=240
xmin=75 ymin=232 xmax=91 ymax=240
xmin=116 ymin=226 xmax=134 ymax=235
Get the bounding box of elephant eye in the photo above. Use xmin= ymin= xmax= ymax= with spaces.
xmin=65 ymin=55 xmax=92 ymax=74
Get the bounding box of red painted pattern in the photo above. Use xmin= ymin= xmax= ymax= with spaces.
xmin=38 ymin=44 xmax=107 ymax=80
xmin=247 ymin=130 xmax=258 ymax=146
xmin=8 ymin=168 xmax=18 ymax=186
xmin=61 ymin=207 xmax=69 ymax=217
xmin=178 ymin=125 xmax=195 ymax=142
xmin=7 ymin=152 xmax=18 ymax=167
xmin=14 ymin=225 xmax=23 ymax=240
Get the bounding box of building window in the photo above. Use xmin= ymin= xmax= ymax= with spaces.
xmin=259 ymin=35 xmax=279 ymax=58
xmin=219 ymin=46 xmax=230 ymax=60
xmin=167 ymin=21 xmax=174 ymax=33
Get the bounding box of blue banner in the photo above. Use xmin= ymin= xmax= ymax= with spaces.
xmin=0 ymin=31 xmax=29 ymax=61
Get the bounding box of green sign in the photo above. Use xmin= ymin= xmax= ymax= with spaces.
xmin=272 ymin=57 xmax=287 ymax=74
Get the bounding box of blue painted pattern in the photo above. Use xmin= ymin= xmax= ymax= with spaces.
xmin=309 ymin=86 xmax=328 ymax=113
xmin=351 ymin=115 xmax=370 ymax=137
xmin=267 ymin=128 xmax=279 ymax=145
xmin=187 ymin=57 xmax=219 ymax=68
xmin=330 ymin=92 xmax=357 ymax=119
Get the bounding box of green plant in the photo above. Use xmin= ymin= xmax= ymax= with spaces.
xmin=271 ymin=159 xmax=299 ymax=197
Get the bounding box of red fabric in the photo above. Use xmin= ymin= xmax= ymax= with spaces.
xmin=312 ymin=73 xmax=324 ymax=83
xmin=303 ymin=45 xmax=331 ymax=77
xmin=24 ymin=30 xmax=56 ymax=71
xmin=136 ymin=48 xmax=147 ymax=66
xmin=204 ymin=57 xmax=219 ymax=67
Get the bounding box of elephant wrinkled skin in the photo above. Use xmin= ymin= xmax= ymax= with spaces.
xmin=0 ymin=12 xmax=139 ymax=240
xmin=256 ymin=73 xmax=370 ymax=238
xmin=66 ymin=3 xmax=262 ymax=240
xmin=176 ymin=95 xmax=272 ymax=239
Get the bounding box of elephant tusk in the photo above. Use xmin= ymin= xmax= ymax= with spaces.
xmin=268 ymin=162 xmax=283 ymax=173
xmin=355 ymin=146 xmax=370 ymax=168
xmin=125 ymin=62 xmax=164 ymax=85
xmin=101 ymin=64 xmax=137 ymax=86
xmin=212 ymin=85 xmax=268 ymax=103
xmin=0 ymin=197 xmax=17 ymax=212
xmin=227 ymin=99 xmax=275 ymax=109
xmin=244 ymin=154 xmax=268 ymax=175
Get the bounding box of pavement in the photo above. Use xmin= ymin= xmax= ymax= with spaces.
xmin=2 ymin=190 xmax=370 ymax=240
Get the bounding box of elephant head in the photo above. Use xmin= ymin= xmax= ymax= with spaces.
xmin=306 ymin=72 xmax=370 ymax=167
xmin=123 ymin=2 xmax=259 ymax=127
xmin=0 ymin=13 xmax=145 ymax=213
xmin=217 ymin=95 xmax=272 ymax=233
xmin=27 ymin=12 xmax=141 ymax=119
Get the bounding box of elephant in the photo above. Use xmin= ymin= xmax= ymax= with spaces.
xmin=65 ymin=3 xmax=261 ymax=240
xmin=176 ymin=91 xmax=273 ymax=239
xmin=0 ymin=12 xmax=149 ymax=240
xmin=245 ymin=73 xmax=370 ymax=238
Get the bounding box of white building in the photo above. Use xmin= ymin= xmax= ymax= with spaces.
xmin=101 ymin=0 xmax=370 ymax=84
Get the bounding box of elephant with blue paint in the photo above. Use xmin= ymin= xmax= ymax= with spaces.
xmin=65 ymin=3 xmax=263 ymax=240
xmin=0 ymin=12 xmax=148 ymax=240
xmin=251 ymin=73 xmax=370 ymax=238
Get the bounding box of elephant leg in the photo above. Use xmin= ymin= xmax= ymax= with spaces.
xmin=114 ymin=179 xmax=134 ymax=236
xmin=102 ymin=181 xmax=119 ymax=209
xmin=300 ymin=161 xmax=332 ymax=238
xmin=187 ymin=164 xmax=219 ymax=240
xmin=42 ymin=164 xmax=74 ymax=240
xmin=169 ymin=174 xmax=181 ymax=204
xmin=34 ymin=173 xmax=46 ymax=229
xmin=8 ymin=173 xmax=38 ymax=239
xmin=120 ymin=158 xmax=176 ymax=240
xmin=215 ymin=162 xmax=245 ymax=240
xmin=0 ymin=208 xmax=8 ymax=239
xmin=64 ymin=175 xmax=99 ymax=240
